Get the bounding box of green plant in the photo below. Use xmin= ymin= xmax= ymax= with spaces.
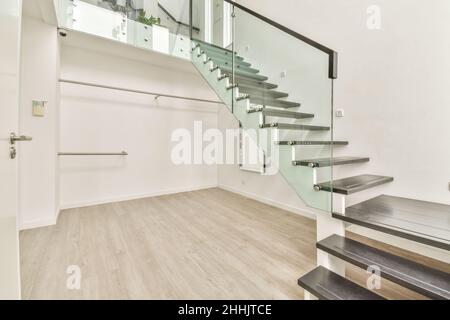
xmin=137 ymin=11 xmax=161 ymax=26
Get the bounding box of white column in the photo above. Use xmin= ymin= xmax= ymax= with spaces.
xmin=316 ymin=211 xmax=346 ymax=274
xmin=304 ymin=208 xmax=346 ymax=300
xmin=223 ymin=1 xmax=232 ymax=48
xmin=204 ymin=0 xmax=212 ymax=43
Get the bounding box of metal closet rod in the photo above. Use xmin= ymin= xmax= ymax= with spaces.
xmin=59 ymin=79 xmax=223 ymax=105
xmin=58 ymin=151 xmax=128 ymax=156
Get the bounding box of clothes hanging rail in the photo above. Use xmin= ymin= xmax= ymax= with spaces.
xmin=59 ymin=79 xmax=223 ymax=105
xmin=57 ymin=152 xmax=128 ymax=156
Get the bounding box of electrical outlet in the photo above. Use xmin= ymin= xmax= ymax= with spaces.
xmin=280 ymin=71 xmax=287 ymax=78
xmin=335 ymin=109 xmax=345 ymax=118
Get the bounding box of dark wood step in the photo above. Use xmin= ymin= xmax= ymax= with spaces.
xmin=219 ymin=67 xmax=268 ymax=81
xmin=213 ymin=63 xmax=259 ymax=74
xmin=194 ymin=39 xmax=237 ymax=55
xmin=233 ymin=84 xmax=288 ymax=99
xmin=200 ymin=49 xmax=245 ymax=62
xmin=233 ymin=78 xmax=278 ymax=90
xmin=194 ymin=43 xmax=235 ymax=55
xmin=332 ymin=195 xmax=450 ymax=251
xmin=317 ymin=235 xmax=450 ymax=299
xmin=293 ymin=156 xmax=369 ymax=168
xmin=218 ymin=74 xmax=278 ymax=90
xmin=206 ymin=57 xmax=252 ymax=68
xmin=276 ymin=141 xmax=348 ymax=146
xmin=316 ymin=174 xmax=394 ymax=195
xmin=298 ymin=266 xmax=385 ymax=300
xmin=261 ymin=123 xmax=330 ymax=131
xmin=248 ymin=108 xmax=314 ymax=119
xmin=240 ymin=95 xmax=300 ymax=109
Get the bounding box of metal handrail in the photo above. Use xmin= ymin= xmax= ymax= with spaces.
xmin=191 ymin=0 xmax=338 ymax=79
xmin=224 ymin=0 xmax=338 ymax=79
xmin=58 ymin=152 xmax=128 ymax=156
xmin=59 ymin=79 xmax=223 ymax=105
xmin=158 ymin=3 xmax=200 ymax=32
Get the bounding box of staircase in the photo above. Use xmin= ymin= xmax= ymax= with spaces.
xmin=55 ymin=0 xmax=450 ymax=300
xmin=190 ymin=1 xmax=450 ymax=300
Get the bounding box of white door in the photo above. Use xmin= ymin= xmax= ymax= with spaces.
xmin=0 ymin=0 xmax=23 ymax=299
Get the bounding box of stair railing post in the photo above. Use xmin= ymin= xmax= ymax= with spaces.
xmin=189 ymin=0 xmax=193 ymax=39
xmin=231 ymin=4 xmax=235 ymax=113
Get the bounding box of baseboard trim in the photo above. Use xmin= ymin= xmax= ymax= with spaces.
xmin=59 ymin=184 xmax=219 ymax=210
xmin=24 ymin=184 xmax=315 ymax=230
xmin=218 ymin=184 xmax=316 ymax=220
xmin=20 ymin=217 xmax=57 ymax=231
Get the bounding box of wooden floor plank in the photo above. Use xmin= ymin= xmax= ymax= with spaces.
xmin=20 ymin=188 xmax=314 ymax=300
xmin=19 ymin=188 xmax=449 ymax=300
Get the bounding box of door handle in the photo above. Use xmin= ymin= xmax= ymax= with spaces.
xmin=10 ymin=132 xmax=32 ymax=145
xmin=9 ymin=133 xmax=32 ymax=159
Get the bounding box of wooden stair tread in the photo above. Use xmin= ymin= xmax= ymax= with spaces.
xmin=333 ymin=195 xmax=450 ymax=251
xmin=298 ymin=266 xmax=385 ymax=300
xmin=317 ymin=174 xmax=393 ymax=195
xmin=293 ymin=156 xmax=369 ymax=168
xmin=318 ymin=235 xmax=450 ymax=299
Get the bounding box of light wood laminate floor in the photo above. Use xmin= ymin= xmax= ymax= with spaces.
xmin=20 ymin=188 xmax=316 ymax=300
xmin=20 ymin=188 xmax=448 ymax=300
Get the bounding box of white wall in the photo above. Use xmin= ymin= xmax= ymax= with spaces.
xmin=217 ymin=106 xmax=316 ymax=220
xmin=59 ymin=45 xmax=219 ymax=208
xmin=19 ymin=16 xmax=59 ymax=229
xmin=227 ymin=0 xmax=450 ymax=206
xmin=158 ymin=0 xmax=190 ymax=24
xmin=216 ymin=0 xmax=450 ymax=261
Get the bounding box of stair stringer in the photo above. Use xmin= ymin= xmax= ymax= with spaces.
xmin=192 ymin=47 xmax=332 ymax=212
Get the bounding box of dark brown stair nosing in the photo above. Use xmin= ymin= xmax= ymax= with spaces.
xmin=332 ymin=195 xmax=450 ymax=251
xmin=260 ymin=123 xmax=330 ymax=131
xmin=293 ymin=156 xmax=369 ymax=168
xmin=193 ymin=39 xmax=237 ymax=54
xmin=235 ymin=85 xmax=289 ymax=99
xmin=317 ymin=234 xmax=450 ymax=300
xmin=220 ymin=67 xmax=268 ymax=81
xmin=215 ymin=63 xmax=260 ymax=74
xmin=298 ymin=266 xmax=385 ymax=300
xmin=248 ymin=108 xmax=314 ymax=119
xmin=276 ymin=141 xmax=348 ymax=146
xmin=317 ymin=174 xmax=394 ymax=195
xmin=243 ymin=96 xmax=301 ymax=109
xmin=234 ymin=79 xmax=278 ymax=90
xmin=218 ymin=74 xmax=278 ymax=90
xmin=199 ymin=49 xmax=245 ymax=62
xmin=194 ymin=40 xmax=240 ymax=57
xmin=208 ymin=58 xmax=252 ymax=68
xmin=195 ymin=44 xmax=237 ymax=56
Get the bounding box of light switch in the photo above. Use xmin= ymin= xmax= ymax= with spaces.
xmin=336 ymin=109 xmax=345 ymax=118
xmin=32 ymin=100 xmax=46 ymax=117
